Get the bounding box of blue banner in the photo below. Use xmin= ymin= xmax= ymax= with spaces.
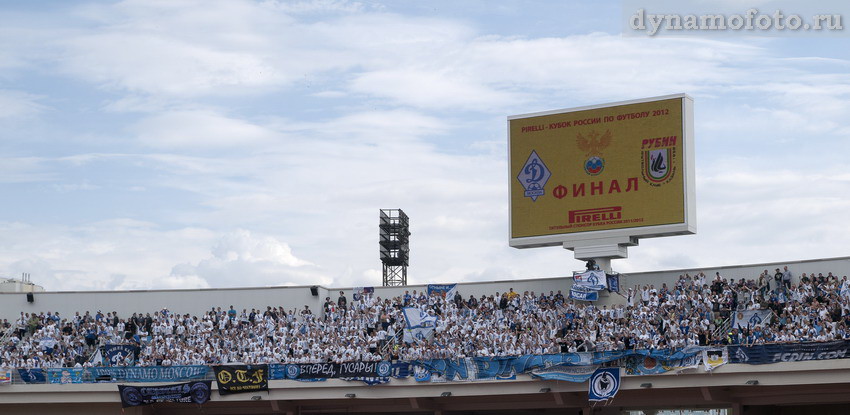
xmin=427 ymin=284 xmax=457 ymax=298
xmin=269 ymin=361 xmax=410 ymax=385
xmin=531 ymin=364 xmax=599 ymax=382
xmin=729 ymin=339 xmax=850 ymax=365
xmin=87 ymin=365 xmax=209 ymax=382
xmin=415 ymin=354 xmax=586 ymax=382
xmin=47 ymin=368 xmax=85 ymax=384
xmin=18 ymin=368 xmax=46 ymax=384
xmin=622 ymin=353 xmax=701 ymax=375
xmin=103 ymin=344 xmax=139 ymax=366
xmin=352 ymin=286 xmax=374 ymax=301
xmin=569 ymin=286 xmax=598 ymax=301
xmin=269 ymin=363 xmax=286 ymax=380
xmin=279 ymin=361 xmax=393 ymax=379
xmin=413 ymin=348 xmax=703 ymax=381
xmin=607 ymin=273 xmax=620 ymax=293
xmin=31 ymin=342 xmax=850 ymax=386
xmin=342 ymin=377 xmax=392 ymax=385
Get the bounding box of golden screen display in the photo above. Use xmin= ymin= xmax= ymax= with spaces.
xmin=509 ymin=95 xmax=692 ymax=245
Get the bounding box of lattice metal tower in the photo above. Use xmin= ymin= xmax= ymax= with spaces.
xmin=379 ymin=209 xmax=410 ymax=286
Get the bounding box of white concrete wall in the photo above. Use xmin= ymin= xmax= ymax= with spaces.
xmin=0 ymin=279 xmax=44 ymax=293
xmin=2 ymin=256 xmax=849 ymax=322
xmin=0 ymin=278 xmax=573 ymax=321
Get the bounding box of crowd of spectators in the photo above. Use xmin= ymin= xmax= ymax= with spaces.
xmin=2 ymin=266 xmax=850 ymax=369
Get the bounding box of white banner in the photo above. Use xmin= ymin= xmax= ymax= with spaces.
xmin=732 ymin=309 xmax=772 ymax=329
xmin=702 ymin=348 xmax=728 ymax=372
xmin=573 ymin=270 xmax=608 ymax=290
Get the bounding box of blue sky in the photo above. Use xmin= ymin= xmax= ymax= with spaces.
xmin=1 ymin=0 xmax=849 ymax=291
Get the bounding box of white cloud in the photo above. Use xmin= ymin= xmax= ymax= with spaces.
xmin=58 ymin=0 xmax=292 ymax=96
xmin=268 ymin=0 xmax=368 ymax=14
xmin=130 ymin=110 xmax=277 ymax=149
xmin=170 ymin=229 xmax=326 ymax=288
xmin=0 ymin=220 xmax=216 ymax=291
xmin=349 ymin=69 xmax=515 ymax=110
xmin=0 ymin=90 xmax=44 ymax=118
xmin=0 ymin=157 xmax=56 ymax=183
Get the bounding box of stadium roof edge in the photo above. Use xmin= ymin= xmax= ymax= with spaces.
xmin=2 ymin=256 xmax=848 ymax=295
xmin=622 ymin=255 xmax=850 ymax=278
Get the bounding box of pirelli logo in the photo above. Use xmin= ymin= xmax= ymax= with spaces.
xmin=568 ymin=207 xmax=622 ymax=224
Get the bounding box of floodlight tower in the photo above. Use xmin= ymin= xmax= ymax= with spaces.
xmin=379 ymin=209 xmax=410 ymax=286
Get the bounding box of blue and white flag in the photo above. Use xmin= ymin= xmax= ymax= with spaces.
xmin=18 ymin=368 xmax=46 ymax=384
xmin=573 ymin=270 xmax=608 ymax=291
xmin=103 ymin=344 xmax=139 ymax=366
xmin=413 ymin=365 xmax=432 ymax=382
xmin=731 ymin=309 xmax=772 ymax=330
xmin=569 ymin=286 xmax=598 ymax=301
xmin=588 ymin=367 xmax=620 ymax=402
xmin=402 ymin=307 xmax=438 ymax=344
xmin=840 ymin=280 xmax=850 ymax=298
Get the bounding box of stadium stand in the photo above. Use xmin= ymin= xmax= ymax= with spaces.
xmin=2 ymin=256 xmax=850 ymax=415
xmin=4 ymin=266 xmax=850 ymax=369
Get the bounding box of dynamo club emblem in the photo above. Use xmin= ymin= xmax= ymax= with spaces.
xmin=517 ymin=150 xmax=551 ymax=201
xmin=588 ymin=367 xmax=620 ymax=402
xmin=285 ymin=364 xmax=301 ymax=379
xmin=377 ymin=361 xmax=392 ymax=377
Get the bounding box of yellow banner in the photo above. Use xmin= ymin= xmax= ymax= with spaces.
xmin=510 ymin=97 xmax=686 ymax=239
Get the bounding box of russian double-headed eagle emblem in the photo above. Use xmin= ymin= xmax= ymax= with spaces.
xmin=576 ymin=130 xmax=612 ymax=176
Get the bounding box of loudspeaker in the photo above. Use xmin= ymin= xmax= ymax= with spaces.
xmin=26 ymin=293 xmax=34 ymax=303
xmin=310 ymin=286 xmax=319 ymax=296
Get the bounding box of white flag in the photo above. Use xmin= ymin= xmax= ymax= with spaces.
xmin=402 ymin=307 xmax=438 ymax=344
xmin=573 ymin=270 xmax=608 ymax=290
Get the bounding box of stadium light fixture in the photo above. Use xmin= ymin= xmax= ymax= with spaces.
xmin=440 ymin=392 xmax=452 ymax=397
xmin=345 ymin=393 xmax=356 ymax=398
xmin=539 ymin=388 xmax=551 ymax=393
xmin=640 ymin=383 xmax=652 ymax=388
xmin=746 ymin=380 xmax=759 ymax=385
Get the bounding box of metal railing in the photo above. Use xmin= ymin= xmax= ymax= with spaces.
xmin=86 ymin=339 xmax=106 ymax=364
xmin=712 ymin=317 xmax=731 ymax=342
xmin=380 ymin=329 xmax=403 ymax=356
xmin=0 ymin=324 xmax=15 ymax=347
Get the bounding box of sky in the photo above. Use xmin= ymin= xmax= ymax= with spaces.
xmin=1 ymin=0 xmax=849 ymax=291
